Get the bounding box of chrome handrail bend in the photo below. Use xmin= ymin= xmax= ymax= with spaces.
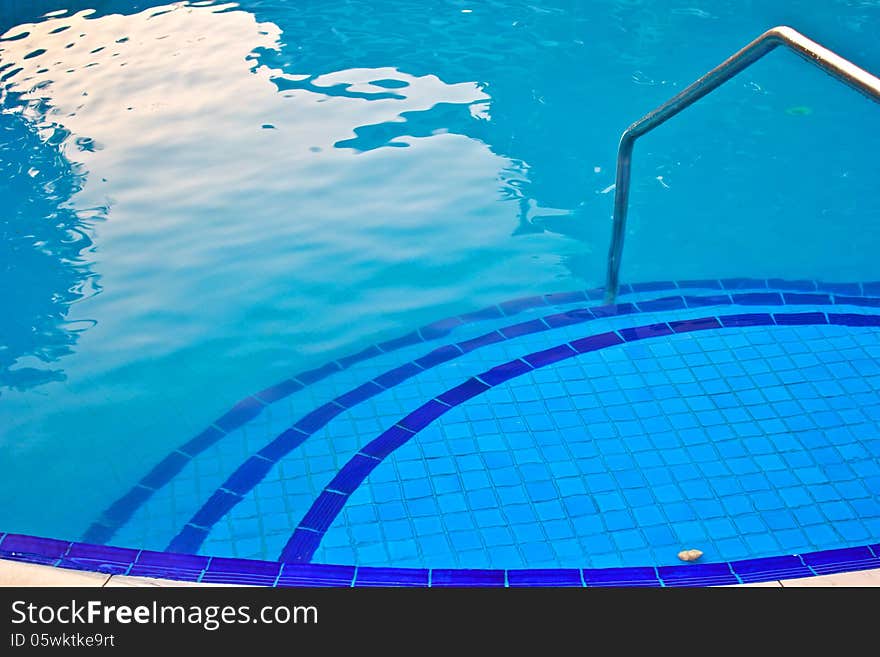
xmin=604 ymin=25 xmax=880 ymax=304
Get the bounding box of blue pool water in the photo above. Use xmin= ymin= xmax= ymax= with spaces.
xmin=2 ymin=0 xmax=880 ymax=575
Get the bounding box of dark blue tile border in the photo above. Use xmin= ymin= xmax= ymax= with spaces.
xmin=127 ymin=549 xmax=208 ymax=582
xmin=730 ymin=555 xmax=812 ymax=583
xmin=581 ymin=567 xmax=661 ymax=587
xmin=62 ymin=543 xmax=140 ymax=576
xmin=327 ymin=454 xmax=381 ymax=495
xmin=164 ymin=525 xmax=209 ymax=556
xmin=800 ymin=546 xmax=879 ymax=575
xmin=507 ymin=568 xmax=583 ymax=587
xmin=255 ymin=378 xmax=303 ymax=404
xmin=355 ymin=566 xmax=430 ymax=587
xmin=657 ymin=563 xmax=739 ymax=587
xmin=3 ymin=532 xmax=880 ymax=586
xmin=202 ymin=557 xmax=281 ymax=586
xmin=138 ymin=452 xmax=191 ymax=490
xmin=430 ymin=569 xmax=506 ymax=587
xmin=83 ymin=280 xmax=880 ymax=559
xmin=277 ymin=563 xmax=355 ymax=587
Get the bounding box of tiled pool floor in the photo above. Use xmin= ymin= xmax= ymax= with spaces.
xmin=77 ymin=279 xmax=880 ymax=578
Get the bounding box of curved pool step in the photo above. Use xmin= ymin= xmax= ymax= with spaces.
xmin=84 ymin=279 xmax=880 ymax=568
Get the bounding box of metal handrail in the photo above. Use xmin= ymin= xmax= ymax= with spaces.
xmin=603 ymin=25 xmax=880 ymax=304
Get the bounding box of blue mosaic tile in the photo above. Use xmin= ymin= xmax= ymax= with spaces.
xmin=829 ymin=313 xmax=880 ymax=327
xmin=279 ymin=530 xmax=323 ymax=563
xmin=399 ymin=400 xmax=451 ymax=432
xmin=544 ymin=290 xmax=588 ymax=305
xmin=801 ymin=546 xmax=880 ymax=575
xmin=437 ymin=378 xmax=491 ymax=406
xmin=834 ymin=295 xmax=880 ymax=308
xmin=191 ymin=490 xmax=242 ymax=527
xmin=361 ymin=426 xmax=414 ymax=459
xmin=658 ymin=563 xmax=738 ymax=587
xmin=254 ymin=378 xmax=304 ymax=404
xmin=0 ymin=534 xmax=70 ymax=561
xmin=415 ymin=344 xmax=462 ymax=368
xmin=203 ymin=557 xmax=281 ymax=586
xmin=335 ymin=381 xmax=383 ymax=409
xmin=768 ymin=279 xmax=816 ymax=291
xmin=459 ymin=305 xmax=503 ymax=322
xmin=731 ymin=292 xmax=783 ymax=305
xmin=257 ymin=428 xmax=309 ymax=461
xmin=479 ymin=359 xmax=533 ymax=386
xmin=179 ymin=426 xmax=225 ymax=457
xmin=299 ymin=491 xmax=349 ymax=533
xmin=129 ymin=550 xmax=208 ymax=581
xmin=430 ymin=569 xmax=506 ymax=587
xmin=295 ymin=362 xmax=342 ymax=385
xmin=619 ymin=322 xmax=673 ymax=341
xmin=783 ymin=292 xmax=832 ymax=305
xmin=570 ymin=331 xmax=624 ymax=352
xmin=373 ymin=362 xmax=422 ymax=388
xmin=213 ymin=396 xmax=264 ymax=432
xmin=80 ymin=524 xmax=115 ymax=545
xmin=327 ymin=454 xmax=381 ymax=495
xmin=674 ymin=317 xmax=725 ymax=333
xmin=581 ymin=567 xmax=661 ymax=587
xmin=457 ymin=331 xmax=505 ymax=353
xmin=719 ymin=313 xmax=773 ymax=327
xmin=774 ymin=311 xmax=827 ymax=326
xmin=636 ymin=296 xmax=686 ymax=312
xmin=721 ymin=278 xmax=767 ymax=290
xmin=165 ymin=525 xmax=209 ymax=554
xmin=631 ymin=281 xmax=677 ymax=293
xmin=684 ymin=294 xmax=732 ymax=307
xmin=679 ymin=279 xmax=723 ymax=289
xmin=62 ymin=544 xmax=139 ymax=575
xmin=817 ymin=281 xmax=861 ymax=295
xmin=543 ymin=308 xmax=594 ymax=328
xmin=337 ymin=344 xmax=383 ymax=368
xmin=419 ymin=317 xmax=465 ymax=340
xmin=500 ymin=295 xmax=548 ymax=316
xmin=277 ymin=563 xmax=355 ymax=586
xmin=0 ymin=551 xmax=59 ymax=567
xmin=100 ymin=485 xmax=153 ymax=526
xmin=500 ymin=318 xmax=549 ymax=339
xmin=294 ymin=401 xmax=346 ymax=433
xmin=590 ymin=302 xmax=637 ymax=318
xmin=378 ymin=331 xmax=423 ymax=352
xmin=355 ymin=566 xmax=429 ymax=587
xmin=222 ymin=457 xmax=275 ymax=495
xmin=524 ymin=344 xmax=577 ymax=367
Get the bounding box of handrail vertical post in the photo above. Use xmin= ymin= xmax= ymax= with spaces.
xmin=604 ymin=134 xmax=635 ymax=305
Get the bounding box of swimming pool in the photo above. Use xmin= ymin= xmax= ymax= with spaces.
xmin=2 ymin=0 xmax=880 ymax=586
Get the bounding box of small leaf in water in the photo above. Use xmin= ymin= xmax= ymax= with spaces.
xmin=785 ymin=105 xmax=813 ymax=116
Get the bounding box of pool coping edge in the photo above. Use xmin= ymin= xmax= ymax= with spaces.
xmin=1 ymin=532 xmax=878 ymax=587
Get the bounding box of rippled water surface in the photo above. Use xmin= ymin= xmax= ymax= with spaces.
xmin=1 ymin=0 xmax=879 ymax=542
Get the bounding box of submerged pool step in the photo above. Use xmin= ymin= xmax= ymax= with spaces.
xmin=83 ymin=279 xmax=880 ymax=573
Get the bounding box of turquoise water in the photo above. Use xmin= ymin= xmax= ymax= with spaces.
xmin=1 ymin=1 xmax=880 ymax=567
